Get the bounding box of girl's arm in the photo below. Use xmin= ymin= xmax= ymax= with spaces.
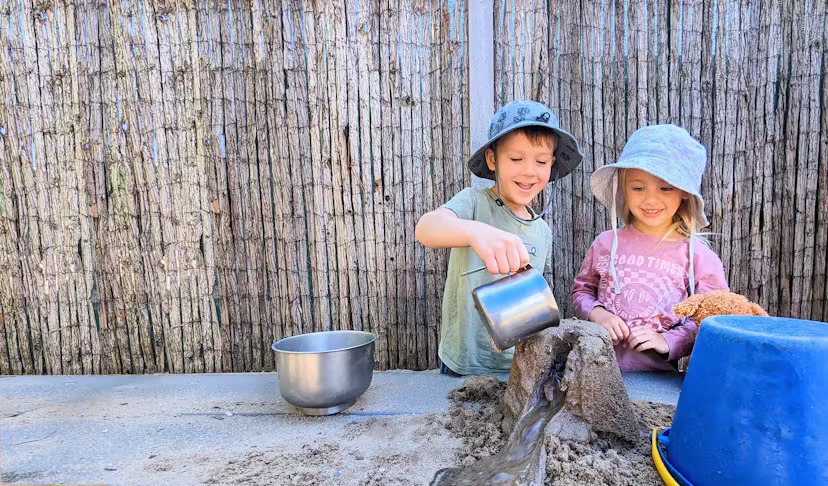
xmin=571 ymin=244 xmax=602 ymax=320
xmin=572 ymin=246 xmax=629 ymax=344
xmin=659 ymin=243 xmax=729 ymax=360
xmin=660 ymin=320 xmax=699 ymax=360
xmin=692 ymin=243 xmax=730 ymax=293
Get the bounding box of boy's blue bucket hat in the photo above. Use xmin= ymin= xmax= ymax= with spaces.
xmin=468 ymin=100 xmax=583 ymax=182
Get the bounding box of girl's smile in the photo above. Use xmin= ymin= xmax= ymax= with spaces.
xmin=623 ymin=169 xmax=687 ymax=238
xmin=640 ymin=208 xmax=664 ymax=218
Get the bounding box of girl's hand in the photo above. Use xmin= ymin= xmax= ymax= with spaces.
xmin=588 ymin=307 xmax=630 ymax=346
xmin=625 ymin=326 xmax=669 ymax=355
xmin=468 ymin=224 xmax=530 ymax=275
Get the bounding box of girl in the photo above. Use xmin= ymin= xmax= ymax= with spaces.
xmin=571 ymin=125 xmax=728 ymax=371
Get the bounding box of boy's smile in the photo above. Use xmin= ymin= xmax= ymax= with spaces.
xmin=623 ymin=168 xmax=686 ymax=238
xmin=485 ymin=131 xmax=556 ymax=219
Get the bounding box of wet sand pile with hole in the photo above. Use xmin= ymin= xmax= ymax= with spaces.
xmin=442 ymin=375 xmax=674 ymax=485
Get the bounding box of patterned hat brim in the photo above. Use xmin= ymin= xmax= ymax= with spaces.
xmin=467 ymin=121 xmax=584 ymax=182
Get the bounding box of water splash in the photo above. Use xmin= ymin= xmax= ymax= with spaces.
xmin=432 ymin=361 xmax=567 ymax=485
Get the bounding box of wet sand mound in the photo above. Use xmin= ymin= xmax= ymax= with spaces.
xmin=443 ymin=374 xmax=674 ymax=485
xmin=436 ymin=318 xmax=671 ymax=485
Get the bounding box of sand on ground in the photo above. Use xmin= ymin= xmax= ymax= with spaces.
xmin=199 ymin=376 xmax=673 ymax=485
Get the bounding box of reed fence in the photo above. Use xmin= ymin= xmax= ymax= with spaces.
xmin=0 ymin=0 xmax=825 ymax=374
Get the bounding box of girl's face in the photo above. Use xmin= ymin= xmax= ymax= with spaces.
xmin=485 ymin=131 xmax=555 ymax=218
xmin=623 ymin=169 xmax=687 ymax=238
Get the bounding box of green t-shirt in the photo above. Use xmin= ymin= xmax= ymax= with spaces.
xmin=438 ymin=187 xmax=553 ymax=375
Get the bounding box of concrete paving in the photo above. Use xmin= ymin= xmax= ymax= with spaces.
xmin=622 ymin=371 xmax=684 ymax=404
xmin=0 ymin=370 xmax=682 ymax=484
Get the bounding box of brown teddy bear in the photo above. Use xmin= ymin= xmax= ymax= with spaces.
xmin=673 ymin=290 xmax=768 ymax=330
xmin=672 ymin=291 xmax=769 ymax=372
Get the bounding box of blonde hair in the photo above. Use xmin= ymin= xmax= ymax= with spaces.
xmin=617 ymin=168 xmax=708 ymax=243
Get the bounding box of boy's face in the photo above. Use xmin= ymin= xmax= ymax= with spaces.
xmin=623 ymin=168 xmax=687 ymax=237
xmin=485 ymin=131 xmax=556 ymax=215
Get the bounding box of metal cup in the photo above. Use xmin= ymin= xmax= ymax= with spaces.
xmin=471 ymin=265 xmax=560 ymax=351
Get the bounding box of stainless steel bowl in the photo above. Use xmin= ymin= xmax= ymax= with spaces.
xmin=272 ymin=330 xmax=376 ymax=415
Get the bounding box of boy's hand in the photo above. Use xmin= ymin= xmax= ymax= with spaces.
xmin=625 ymin=326 xmax=669 ymax=355
xmin=588 ymin=306 xmax=630 ymax=346
xmin=468 ymin=225 xmax=530 ymax=275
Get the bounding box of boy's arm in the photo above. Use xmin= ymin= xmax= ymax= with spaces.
xmin=415 ymin=208 xmax=482 ymax=248
xmin=415 ymin=207 xmax=530 ymax=275
xmin=570 ymin=244 xmax=602 ymax=320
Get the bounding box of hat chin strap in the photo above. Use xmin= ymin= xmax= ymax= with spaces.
xmin=493 ymin=156 xmax=557 ymax=223
xmin=610 ymin=173 xmax=621 ymax=294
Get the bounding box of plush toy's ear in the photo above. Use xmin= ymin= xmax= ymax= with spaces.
xmin=750 ymin=303 xmax=769 ymax=317
xmin=674 ymin=294 xmax=704 ymax=317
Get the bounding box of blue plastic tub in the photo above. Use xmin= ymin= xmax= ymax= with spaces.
xmin=664 ymin=315 xmax=828 ymax=485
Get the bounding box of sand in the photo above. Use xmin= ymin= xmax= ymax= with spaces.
xmin=504 ymin=320 xmax=642 ymax=444
xmin=3 ymin=370 xmax=677 ymax=485
xmin=133 ymin=374 xmax=671 ymax=485
xmin=187 ymin=376 xmax=673 ymax=485
xmin=181 ymin=413 xmax=459 ymax=485
xmin=444 ymin=376 xmax=509 ymax=467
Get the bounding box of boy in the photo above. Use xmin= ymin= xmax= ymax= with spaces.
xmin=415 ymin=100 xmax=583 ymax=375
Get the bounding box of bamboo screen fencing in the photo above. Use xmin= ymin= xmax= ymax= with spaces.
xmin=0 ymin=0 xmax=825 ymax=375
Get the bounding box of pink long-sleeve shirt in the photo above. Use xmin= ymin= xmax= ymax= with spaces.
xmin=571 ymin=225 xmax=729 ymax=371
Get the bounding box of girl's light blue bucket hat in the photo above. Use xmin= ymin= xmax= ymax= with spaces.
xmin=590 ymin=124 xmax=710 ymax=227
xmin=468 ymin=100 xmax=583 ymax=182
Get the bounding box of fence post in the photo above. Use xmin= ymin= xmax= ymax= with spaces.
xmin=468 ymin=0 xmax=494 ymax=190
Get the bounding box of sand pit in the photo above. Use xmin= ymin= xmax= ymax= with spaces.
xmin=432 ymin=319 xmax=675 ymax=485
xmin=202 ymin=320 xmax=671 ymax=485
xmin=196 ymin=376 xmax=671 ymax=486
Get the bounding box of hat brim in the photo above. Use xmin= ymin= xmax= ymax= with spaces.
xmin=590 ymin=158 xmax=710 ymax=227
xmin=467 ymin=121 xmax=584 ymax=182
